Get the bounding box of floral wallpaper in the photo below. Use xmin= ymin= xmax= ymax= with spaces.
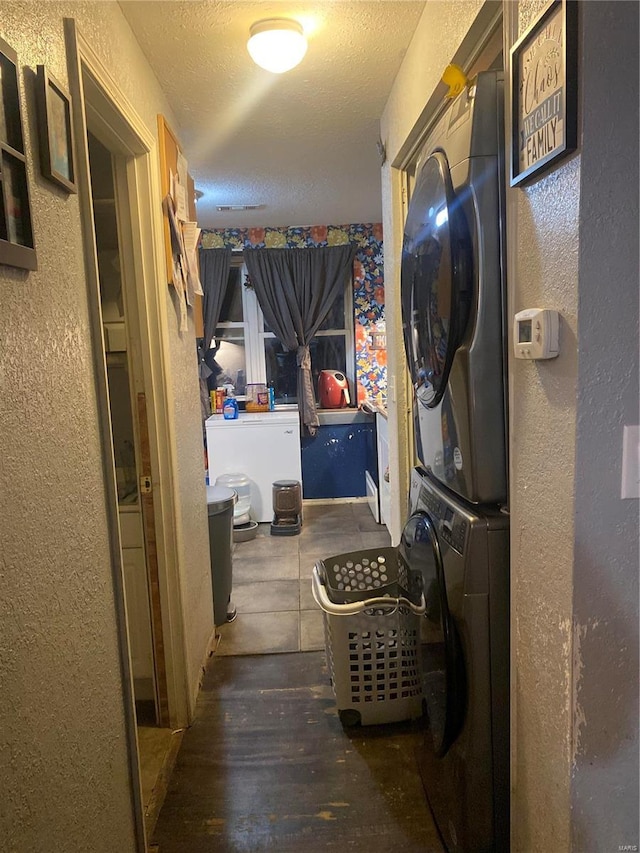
xmin=200 ymin=223 xmax=386 ymax=405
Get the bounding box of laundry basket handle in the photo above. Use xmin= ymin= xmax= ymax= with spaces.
xmin=312 ymin=564 xmax=426 ymax=616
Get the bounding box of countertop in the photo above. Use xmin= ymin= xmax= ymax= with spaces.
xmin=316 ymin=408 xmax=374 ymax=425
xmin=206 ymin=408 xmax=376 ymax=426
xmin=362 ymin=398 xmax=387 ymax=419
xmin=205 ymin=410 xmax=299 ymax=426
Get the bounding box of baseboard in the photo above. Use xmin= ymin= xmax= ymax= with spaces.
xmin=144 ymin=728 xmax=184 ymax=841
xmin=364 ymin=471 xmax=380 ymax=523
xmin=303 ymin=496 xmax=368 ymax=505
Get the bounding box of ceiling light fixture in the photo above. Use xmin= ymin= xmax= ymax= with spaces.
xmin=247 ymin=18 xmax=307 ymax=74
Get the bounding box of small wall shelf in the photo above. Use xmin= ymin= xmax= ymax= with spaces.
xmin=0 ymin=36 xmax=37 ymax=271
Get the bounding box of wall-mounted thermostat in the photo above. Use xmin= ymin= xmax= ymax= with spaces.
xmin=513 ymin=308 xmax=560 ymax=359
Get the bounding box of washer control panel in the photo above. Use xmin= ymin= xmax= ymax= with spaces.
xmin=441 ymin=506 xmax=468 ymax=554
xmin=418 ymin=484 xmax=468 ymax=555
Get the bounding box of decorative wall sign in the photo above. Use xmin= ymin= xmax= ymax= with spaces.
xmin=510 ymin=0 xmax=578 ymax=187
xmin=0 ymin=36 xmax=37 ymax=270
xmin=36 ymin=65 xmax=76 ymax=193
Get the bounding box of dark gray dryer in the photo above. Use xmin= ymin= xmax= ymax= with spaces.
xmin=401 ymin=70 xmax=507 ymax=506
xmin=400 ymin=467 xmax=509 ymax=853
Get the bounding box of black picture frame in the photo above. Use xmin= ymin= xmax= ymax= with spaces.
xmin=510 ymin=0 xmax=578 ymax=188
xmin=0 ymin=35 xmax=37 ymax=271
xmin=36 ymin=65 xmax=76 ymax=194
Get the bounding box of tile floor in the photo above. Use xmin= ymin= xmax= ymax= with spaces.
xmin=215 ymin=499 xmax=391 ymax=656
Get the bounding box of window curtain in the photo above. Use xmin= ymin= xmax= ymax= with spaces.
xmin=243 ymin=244 xmax=356 ymax=435
xmin=197 ymin=247 xmax=232 ymax=422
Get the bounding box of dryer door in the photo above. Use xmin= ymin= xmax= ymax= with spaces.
xmin=400 ymin=510 xmax=466 ymax=757
xmin=401 ymin=151 xmax=472 ymax=410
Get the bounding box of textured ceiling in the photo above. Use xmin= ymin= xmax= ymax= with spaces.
xmin=119 ymin=1 xmax=425 ymax=228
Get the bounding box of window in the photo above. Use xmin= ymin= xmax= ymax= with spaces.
xmin=211 ymin=265 xmax=247 ymax=393
xmin=212 ymin=256 xmax=354 ymax=405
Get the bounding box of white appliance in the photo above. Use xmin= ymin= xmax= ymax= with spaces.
xmin=376 ymin=411 xmax=391 ymax=531
xmin=205 ymin=411 xmax=302 ymax=523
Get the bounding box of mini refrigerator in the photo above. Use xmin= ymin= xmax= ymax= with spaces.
xmin=205 ymin=411 xmax=302 ymax=522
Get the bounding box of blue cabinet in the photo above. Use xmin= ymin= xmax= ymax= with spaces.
xmin=301 ymin=419 xmax=377 ymax=499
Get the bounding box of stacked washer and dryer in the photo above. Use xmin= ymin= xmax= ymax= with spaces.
xmin=399 ymin=71 xmax=510 ymax=853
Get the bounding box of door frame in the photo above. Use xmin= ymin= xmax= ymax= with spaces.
xmin=64 ymin=16 xmax=193 ymax=841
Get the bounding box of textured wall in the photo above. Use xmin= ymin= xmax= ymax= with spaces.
xmin=506 ymin=1 xmax=580 ymax=848
xmin=201 ymin=224 xmax=387 ymax=404
xmin=380 ymin=0 xmax=483 ymax=543
xmin=0 ymin=3 xmax=210 ymax=849
xmin=508 ymin=160 xmax=580 ymax=851
xmin=164 ymin=282 xmax=214 ymax=707
xmin=571 ymin=3 xmax=639 ymax=849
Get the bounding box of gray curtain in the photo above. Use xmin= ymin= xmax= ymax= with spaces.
xmin=243 ymin=244 xmax=356 ymax=434
xmin=198 ymin=247 xmax=232 ymax=421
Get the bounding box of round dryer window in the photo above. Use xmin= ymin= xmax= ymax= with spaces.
xmin=401 ymin=151 xmax=472 ymax=408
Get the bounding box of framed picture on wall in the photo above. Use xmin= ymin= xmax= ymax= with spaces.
xmin=36 ymin=65 xmax=76 ymax=193
xmin=0 ymin=35 xmax=37 ymax=270
xmin=510 ymin=0 xmax=578 ymax=187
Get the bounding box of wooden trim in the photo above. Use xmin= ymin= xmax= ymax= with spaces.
xmin=188 ymin=172 xmax=204 ymax=337
xmin=115 ymin=144 xmax=191 ymax=727
xmin=157 ymin=114 xmax=180 ymax=287
xmin=143 ymin=729 xmax=184 ymax=839
xmin=75 ymin=28 xmax=155 ymax=153
xmin=137 ymin=392 xmax=170 ymax=727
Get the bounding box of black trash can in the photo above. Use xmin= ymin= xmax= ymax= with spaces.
xmin=206 ymin=484 xmax=237 ymax=625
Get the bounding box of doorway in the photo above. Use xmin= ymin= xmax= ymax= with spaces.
xmin=87 ymin=131 xmax=160 ymax=726
xmin=65 ymin=17 xmax=195 ymax=846
xmin=84 ymin=131 xmax=183 ymax=833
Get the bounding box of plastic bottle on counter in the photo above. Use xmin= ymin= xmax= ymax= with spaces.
xmin=268 ymin=381 xmax=275 ymax=411
xmin=222 ymin=385 xmax=239 ymax=420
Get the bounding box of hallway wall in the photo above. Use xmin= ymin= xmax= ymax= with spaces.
xmin=0 ymin=3 xmax=211 ymax=850
xmin=507 ymin=2 xmax=639 ymax=848
xmin=571 ymin=2 xmax=639 ymax=847
xmin=507 ymin=0 xmax=579 ymax=843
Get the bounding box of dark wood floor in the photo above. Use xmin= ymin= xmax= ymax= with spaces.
xmin=152 ymin=651 xmax=444 ymax=852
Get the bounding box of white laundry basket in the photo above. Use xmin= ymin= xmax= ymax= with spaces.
xmin=312 ymin=547 xmax=425 ymax=726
